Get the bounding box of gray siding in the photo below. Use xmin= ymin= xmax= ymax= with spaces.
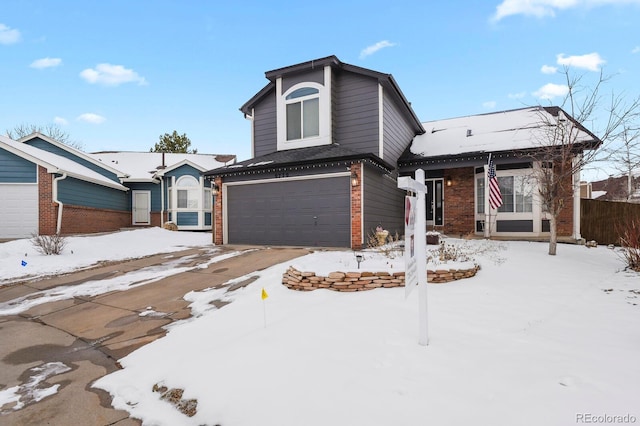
xmin=282 ymin=68 xmax=324 ymax=93
xmin=333 ymin=72 xmax=379 ymax=154
xmin=24 ymin=137 xmax=121 ymax=182
xmin=363 ymin=167 xmax=405 ymax=239
xmin=177 ymin=212 xmax=198 ymax=226
xmin=253 ymin=91 xmax=277 ymax=157
xmin=165 ymin=164 xmax=202 ymax=180
xmin=58 ymin=177 xmax=128 ymax=211
xmin=0 ymin=148 xmax=37 ymax=183
xmin=382 ymin=90 xmax=416 ymax=165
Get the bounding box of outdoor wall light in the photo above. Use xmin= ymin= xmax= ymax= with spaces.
xmin=351 ymin=171 xmax=359 ymax=187
xmin=212 ymin=183 xmax=220 ymax=196
xmin=446 ymin=177 xmax=452 ymax=187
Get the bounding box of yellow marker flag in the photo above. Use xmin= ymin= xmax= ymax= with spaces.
xmin=261 ymin=288 xmax=269 ymax=300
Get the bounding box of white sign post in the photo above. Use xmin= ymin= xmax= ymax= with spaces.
xmin=398 ymin=169 xmax=429 ymax=346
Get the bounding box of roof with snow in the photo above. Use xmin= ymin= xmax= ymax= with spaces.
xmin=0 ymin=135 xmax=128 ymax=191
xmin=400 ymin=106 xmax=601 ymax=168
xmin=89 ymin=152 xmax=235 ymax=182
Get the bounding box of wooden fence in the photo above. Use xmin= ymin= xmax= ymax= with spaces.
xmin=581 ymin=199 xmax=640 ymax=245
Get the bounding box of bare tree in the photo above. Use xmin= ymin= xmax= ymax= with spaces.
xmin=531 ymin=68 xmax=640 ymax=255
xmin=606 ymin=123 xmax=640 ymax=201
xmin=5 ymin=123 xmax=83 ymax=150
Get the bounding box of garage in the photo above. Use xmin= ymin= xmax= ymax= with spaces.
xmin=225 ymin=176 xmax=351 ymax=247
xmin=0 ymin=184 xmax=38 ymax=239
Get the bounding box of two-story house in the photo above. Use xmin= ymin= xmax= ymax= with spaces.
xmin=205 ymin=56 xmax=424 ymax=249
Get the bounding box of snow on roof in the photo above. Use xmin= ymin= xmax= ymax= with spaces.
xmin=0 ymin=135 xmax=127 ymax=191
xmin=88 ymin=152 xmax=232 ymax=181
xmin=591 ymin=190 xmax=607 ymax=199
xmin=410 ymin=107 xmax=597 ymax=158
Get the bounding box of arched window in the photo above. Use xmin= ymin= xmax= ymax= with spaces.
xmin=176 ymin=175 xmax=199 ymax=209
xmin=285 ymin=87 xmax=319 ymax=141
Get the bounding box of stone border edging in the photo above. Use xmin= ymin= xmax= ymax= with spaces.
xmin=282 ymin=265 xmax=480 ymax=292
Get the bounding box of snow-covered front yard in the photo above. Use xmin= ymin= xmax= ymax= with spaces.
xmin=1 ymin=229 xmax=638 ymax=425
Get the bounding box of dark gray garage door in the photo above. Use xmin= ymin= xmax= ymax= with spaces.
xmin=227 ymin=176 xmax=350 ymax=247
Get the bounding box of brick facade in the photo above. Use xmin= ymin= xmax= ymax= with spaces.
xmin=213 ymin=176 xmax=223 ymax=245
xmin=350 ymin=163 xmax=363 ymax=250
xmin=38 ymin=166 xmax=58 ymax=235
xmin=441 ymin=167 xmax=476 ymax=236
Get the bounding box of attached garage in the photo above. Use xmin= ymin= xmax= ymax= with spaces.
xmin=224 ymin=175 xmax=351 ymax=247
xmin=0 ymin=184 xmax=38 ymax=239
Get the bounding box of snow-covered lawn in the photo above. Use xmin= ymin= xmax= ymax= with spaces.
xmin=1 ymin=230 xmax=638 ymax=425
xmin=93 ymin=238 xmax=638 ymax=426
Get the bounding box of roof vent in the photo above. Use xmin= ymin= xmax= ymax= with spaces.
xmin=466 ymin=129 xmax=473 ymax=137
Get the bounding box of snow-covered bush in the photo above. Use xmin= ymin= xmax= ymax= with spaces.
xmin=30 ymin=233 xmax=66 ymax=255
xmin=618 ymin=220 xmax=640 ymax=271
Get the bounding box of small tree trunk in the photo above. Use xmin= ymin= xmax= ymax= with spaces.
xmin=548 ymin=215 xmax=558 ymax=255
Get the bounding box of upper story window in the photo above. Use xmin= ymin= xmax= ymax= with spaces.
xmin=286 ymin=87 xmax=319 ymax=140
xmin=276 ymin=66 xmax=332 ymax=151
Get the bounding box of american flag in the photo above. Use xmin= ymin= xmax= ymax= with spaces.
xmin=488 ymin=157 xmax=503 ymax=210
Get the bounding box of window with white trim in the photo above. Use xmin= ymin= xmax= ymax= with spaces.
xmin=176 ymin=176 xmax=199 ymax=209
xmin=286 ymin=87 xmax=319 ymax=140
xmin=497 ymin=175 xmax=534 ymax=213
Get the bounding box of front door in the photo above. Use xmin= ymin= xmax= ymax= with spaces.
xmin=132 ymin=191 xmax=151 ymax=225
xmin=426 ymin=179 xmax=444 ymax=226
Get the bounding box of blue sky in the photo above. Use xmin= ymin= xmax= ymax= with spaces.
xmin=1 ymin=0 xmax=639 ymax=179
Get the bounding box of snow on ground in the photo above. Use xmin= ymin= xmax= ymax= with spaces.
xmin=0 ymin=227 xmax=213 ymax=284
xmin=84 ymin=238 xmax=638 ymax=426
xmin=1 ymin=230 xmax=638 ymax=425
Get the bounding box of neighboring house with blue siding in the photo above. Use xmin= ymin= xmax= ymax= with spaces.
xmin=0 ymin=133 xmax=235 ymax=239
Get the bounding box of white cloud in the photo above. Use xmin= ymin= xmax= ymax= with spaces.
xmin=53 ymin=117 xmax=68 ymax=126
xmin=483 ymin=101 xmax=497 ymax=109
xmin=491 ymin=0 xmax=640 ymax=22
xmin=508 ymin=91 xmax=527 ymax=99
xmin=541 ymin=64 xmax=558 ymax=74
xmin=556 ymin=52 xmax=605 ymax=71
xmin=533 ymin=83 xmax=569 ymax=99
xmin=632 ymin=46 xmax=640 ymax=54
xmin=79 ymin=63 xmax=147 ymax=86
xmin=77 ymin=113 xmax=106 ymax=124
xmin=359 ymin=40 xmax=396 ymax=59
xmin=30 ymin=57 xmax=62 ymax=69
xmin=0 ymin=23 xmax=21 ymax=44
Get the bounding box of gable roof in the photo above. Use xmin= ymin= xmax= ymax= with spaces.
xmin=204 ymin=144 xmax=394 ymax=177
xmin=89 ymin=151 xmax=235 ymax=182
xmin=240 ymin=55 xmax=424 ymax=134
xmin=19 ymin=132 xmax=128 ymax=179
xmin=0 ymin=135 xmax=128 ymax=191
xmin=400 ymin=106 xmax=601 ymax=167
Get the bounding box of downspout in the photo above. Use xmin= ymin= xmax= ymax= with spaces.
xmin=52 ymin=172 xmax=67 ymax=235
xmin=160 ymin=176 xmax=165 ymax=225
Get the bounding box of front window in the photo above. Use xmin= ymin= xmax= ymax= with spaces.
xmin=286 ymin=87 xmax=319 ymax=140
xmin=497 ymin=175 xmax=534 ymax=213
xmin=175 ymin=176 xmax=200 ymax=209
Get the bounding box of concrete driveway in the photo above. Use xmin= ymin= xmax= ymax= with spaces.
xmin=0 ymin=245 xmax=311 ymax=425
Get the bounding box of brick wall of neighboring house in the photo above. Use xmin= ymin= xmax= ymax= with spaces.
xmin=442 ymin=167 xmax=476 ymax=236
xmin=350 ymin=163 xmax=363 ymax=250
xmin=214 ymin=176 xmax=223 ymax=245
xmin=60 ymin=205 xmax=130 ymax=235
xmin=38 ymin=166 xmax=58 ymax=235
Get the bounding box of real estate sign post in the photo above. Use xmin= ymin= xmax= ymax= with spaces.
xmin=398 ymin=169 xmax=429 ymax=346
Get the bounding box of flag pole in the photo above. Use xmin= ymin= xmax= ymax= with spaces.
xmin=484 ymin=154 xmax=491 ymax=238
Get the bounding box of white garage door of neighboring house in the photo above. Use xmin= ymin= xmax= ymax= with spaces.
xmin=225 ymin=176 xmax=351 ymax=247
xmin=0 ymin=184 xmax=38 ymax=239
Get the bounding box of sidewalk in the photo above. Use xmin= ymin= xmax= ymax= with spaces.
xmin=0 ymin=245 xmax=310 ymax=425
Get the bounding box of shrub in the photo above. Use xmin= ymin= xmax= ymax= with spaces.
xmin=30 ymin=233 xmax=67 ymax=255
xmin=618 ymin=220 xmax=640 ymax=272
